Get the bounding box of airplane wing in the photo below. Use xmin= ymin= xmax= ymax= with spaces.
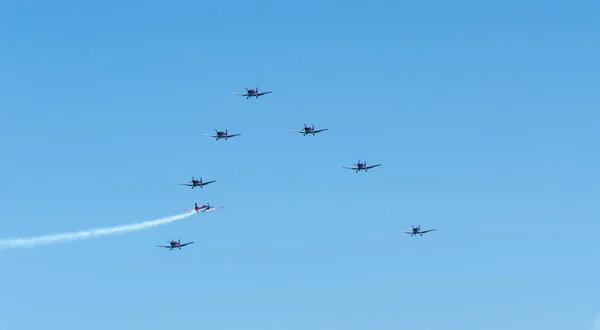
xmin=257 ymin=91 xmax=272 ymax=96
xmin=203 ymin=206 xmax=223 ymax=212
xmin=179 ymin=242 xmax=194 ymax=247
xmin=289 ymin=130 xmax=304 ymax=133
xmin=201 ymin=180 xmax=216 ymax=185
xmin=202 ymin=134 xmax=217 ymax=137
xmin=184 ymin=208 xmax=197 ymax=213
xmin=365 ymin=164 xmax=381 ymax=169
xmin=233 ymin=92 xmax=248 ymax=96
xmin=313 ymin=128 xmax=329 ymax=133
xmin=396 ymin=230 xmax=413 ymax=234
xmin=179 ymin=184 xmax=193 ymax=186
xmin=421 ymin=229 xmax=436 ymax=234
xmin=225 ymin=134 xmax=241 ymax=138
xmin=343 ymin=166 xmax=358 ymax=170
xmin=156 ymin=245 xmax=172 ymax=248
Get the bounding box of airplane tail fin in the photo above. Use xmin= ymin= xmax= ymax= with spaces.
xmin=195 ymin=203 xmax=198 ymax=209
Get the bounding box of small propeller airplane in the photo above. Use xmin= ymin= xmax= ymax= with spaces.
xmin=397 ymin=225 xmax=436 ymax=237
xmin=202 ymin=129 xmax=241 ymax=140
xmin=233 ymin=87 xmax=272 ymax=99
xmin=185 ymin=202 xmax=223 ymax=213
xmin=343 ymin=160 xmax=382 ymax=172
xmin=290 ymin=124 xmax=329 ymax=136
xmin=157 ymin=239 xmax=194 ymax=250
xmin=179 ymin=176 xmax=216 ymax=189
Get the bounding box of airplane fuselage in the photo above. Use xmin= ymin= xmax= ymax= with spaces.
xmin=302 ymin=128 xmax=315 ymax=135
xmin=410 ymin=228 xmax=423 ymax=236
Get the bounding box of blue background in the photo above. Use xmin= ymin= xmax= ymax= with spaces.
xmin=1 ymin=0 xmax=599 ymax=329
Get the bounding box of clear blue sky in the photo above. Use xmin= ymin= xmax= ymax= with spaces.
xmin=1 ymin=0 xmax=599 ymax=329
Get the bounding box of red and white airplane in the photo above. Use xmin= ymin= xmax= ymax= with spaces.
xmin=233 ymin=87 xmax=272 ymax=99
xmin=290 ymin=124 xmax=329 ymax=136
xmin=343 ymin=160 xmax=381 ymax=172
xmin=185 ymin=202 xmax=223 ymax=213
xmin=179 ymin=176 xmax=216 ymax=189
xmin=157 ymin=239 xmax=194 ymax=250
xmin=397 ymin=225 xmax=436 ymax=237
xmin=202 ymin=129 xmax=241 ymax=141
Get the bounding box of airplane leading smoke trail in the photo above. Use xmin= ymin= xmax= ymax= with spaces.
xmin=0 ymin=212 xmax=196 ymax=249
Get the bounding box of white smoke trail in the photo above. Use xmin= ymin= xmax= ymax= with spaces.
xmin=0 ymin=211 xmax=196 ymax=249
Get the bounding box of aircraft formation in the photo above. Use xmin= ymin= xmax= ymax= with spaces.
xmin=158 ymin=87 xmax=434 ymax=250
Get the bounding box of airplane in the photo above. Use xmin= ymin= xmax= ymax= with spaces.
xmin=202 ymin=129 xmax=241 ymax=140
xmin=179 ymin=176 xmax=216 ymax=189
xmin=233 ymin=87 xmax=272 ymax=99
xmin=343 ymin=160 xmax=382 ymax=172
xmin=157 ymin=239 xmax=194 ymax=250
xmin=184 ymin=202 xmax=223 ymax=213
xmin=290 ymin=124 xmax=329 ymax=136
xmin=397 ymin=225 xmax=436 ymax=237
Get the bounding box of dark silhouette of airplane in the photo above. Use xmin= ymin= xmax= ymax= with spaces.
xmin=157 ymin=239 xmax=194 ymax=250
xmin=179 ymin=176 xmax=215 ymax=189
xmin=397 ymin=225 xmax=436 ymax=236
xmin=202 ymin=129 xmax=241 ymax=140
xmin=290 ymin=124 xmax=329 ymax=136
xmin=343 ymin=160 xmax=381 ymax=172
xmin=233 ymin=87 xmax=272 ymax=99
